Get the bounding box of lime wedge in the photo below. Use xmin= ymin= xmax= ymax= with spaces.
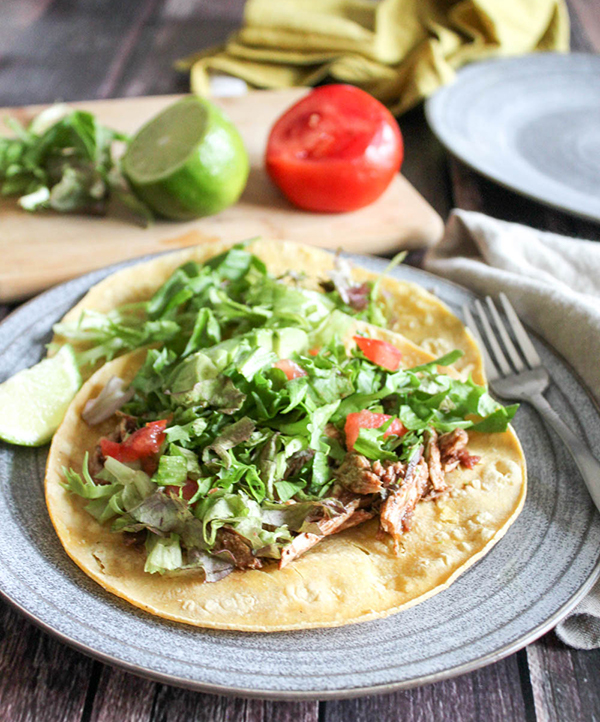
xmin=0 ymin=345 xmax=81 ymax=446
xmin=123 ymin=96 xmax=249 ymax=220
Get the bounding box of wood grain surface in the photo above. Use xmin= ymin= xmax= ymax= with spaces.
xmin=0 ymin=1 xmax=599 ymax=721
xmin=0 ymin=92 xmax=443 ymax=301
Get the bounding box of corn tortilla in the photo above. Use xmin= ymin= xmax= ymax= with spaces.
xmin=46 ymin=310 xmax=525 ymax=631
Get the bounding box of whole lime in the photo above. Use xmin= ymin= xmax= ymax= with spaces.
xmin=123 ymin=96 xmax=249 ymax=220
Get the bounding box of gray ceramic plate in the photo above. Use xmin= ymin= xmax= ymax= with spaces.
xmin=425 ymin=54 xmax=600 ymax=222
xmin=0 ymin=253 xmax=599 ymax=699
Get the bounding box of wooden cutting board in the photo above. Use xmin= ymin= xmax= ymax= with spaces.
xmin=0 ymin=90 xmax=443 ymax=302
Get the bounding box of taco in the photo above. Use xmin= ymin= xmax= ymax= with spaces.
xmin=45 ymin=240 xmax=525 ymax=631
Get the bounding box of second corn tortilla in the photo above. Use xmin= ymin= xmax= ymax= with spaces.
xmin=52 ymin=237 xmax=485 ymax=384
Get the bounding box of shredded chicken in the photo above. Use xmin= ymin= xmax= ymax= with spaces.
xmin=336 ymin=509 xmax=375 ymax=532
xmin=281 ymin=429 xmax=480 ymax=563
xmin=335 ymin=453 xmax=406 ymax=495
xmin=424 ymin=428 xmax=447 ymax=496
xmin=335 ymin=453 xmax=384 ymax=494
xmin=279 ymin=497 xmax=366 ymax=568
xmin=379 ymin=459 xmax=429 ymax=548
xmin=371 ymin=459 xmax=406 ymax=487
xmin=279 ymin=532 xmax=322 ymax=568
xmin=214 ymin=528 xmax=262 ymax=570
xmin=319 ymin=254 xmax=370 ymax=311
xmin=439 ymin=429 xmax=480 ymax=472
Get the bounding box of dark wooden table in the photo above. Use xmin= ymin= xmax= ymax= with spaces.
xmin=1 ymin=1 xmax=599 ymax=720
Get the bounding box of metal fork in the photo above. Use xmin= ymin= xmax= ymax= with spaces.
xmin=463 ymin=292 xmax=600 ymax=513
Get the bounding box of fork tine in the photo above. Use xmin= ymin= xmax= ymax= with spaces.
xmin=499 ymin=293 xmax=542 ymax=368
xmin=474 ymin=299 xmax=512 ymax=376
xmin=462 ymin=304 xmax=499 ymax=381
xmin=485 ymin=297 xmax=526 ymax=372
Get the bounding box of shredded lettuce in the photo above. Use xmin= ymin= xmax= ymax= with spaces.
xmin=152 ymin=454 xmax=188 ymax=487
xmin=145 ymin=533 xmax=183 ymax=574
xmin=0 ymin=105 xmax=152 ymax=224
xmin=61 ymin=246 xmax=519 ymax=576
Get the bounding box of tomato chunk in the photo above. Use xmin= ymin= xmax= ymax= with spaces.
xmin=100 ymin=419 xmax=167 ymax=463
xmin=99 ymin=438 xmax=123 ymax=460
xmin=266 ymin=85 xmax=403 ymax=212
xmin=166 ymin=478 xmax=199 ymax=501
xmin=274 ymin=359 xmax=307 ymax=380
xmin=353 ymin=336 xmax=402 ymax=371
xmin=344 ymin=410 xmax=406 ymax=451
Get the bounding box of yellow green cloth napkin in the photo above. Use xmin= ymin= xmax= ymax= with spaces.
xmin=178 ymin=0 xmax=569 ymax=115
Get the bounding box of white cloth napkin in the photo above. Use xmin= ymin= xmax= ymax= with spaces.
xmin=424 ymin=209 xmax=600 ymax=650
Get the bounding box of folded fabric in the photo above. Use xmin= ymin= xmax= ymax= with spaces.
xmin=424 ymin=209 xmax=600 ymax=649
xmin=178 ymin=0 xmax=570 ymax=114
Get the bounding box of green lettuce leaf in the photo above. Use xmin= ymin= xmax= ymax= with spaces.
xmin=152 ymin=454 xmax=188 ymax=487
xmin=144 ymin=532 xmax=183 ymax=574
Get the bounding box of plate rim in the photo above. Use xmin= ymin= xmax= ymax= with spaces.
xmin=424 ymin=52 xmax=600 ymax=223
xmin=0 ymin=249 xmax=599 ymax=700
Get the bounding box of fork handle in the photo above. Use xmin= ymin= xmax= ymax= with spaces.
xmin=531 ymin=393 xmax=600 ymax=513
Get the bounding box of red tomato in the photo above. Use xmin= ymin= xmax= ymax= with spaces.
xmin=274 ymin=359 xmax=307 ymax=380
xmin=100 ymin=419 xmax=167 ymax=463
xmin=265 ymin=85 xmax=403 ymax=212
xmin=166 ymin=478 xmax=199 ymax=501
xmin=344 ymin=410 xmax=406 ymax=451
xmin=308 ymin=347 xmax=321 ymax=356
xmin=353 ymin=336 xmax=402 ymax=371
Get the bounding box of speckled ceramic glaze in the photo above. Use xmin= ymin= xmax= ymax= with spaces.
xmin=426 ymin=54 xmax=600 ymax=222
xmin=0 ymin=254 xmax=599 ymax=699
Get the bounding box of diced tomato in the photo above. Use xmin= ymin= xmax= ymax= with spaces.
xmin=344 ymin=409 xmax=406 ymax=451
xmin=353 ymin=336 xmax=402 ymax=371
xmin=308 ymin=347 xmax=321 ymax=356
xmin=274 ymin=359 xmax=307 ymax=380
xmin=166 ymin=478 xmax=199 ymax=501
xmin=99 ymin=438 xmax=122 ymax=460
xmin=100 ymin=419 xmax=167 ymax=463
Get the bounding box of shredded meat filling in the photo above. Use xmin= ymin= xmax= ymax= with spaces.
xmin=379 ymin=459 xmax=429 ymax=547
xmin=439 ymin=429 xmax=480 ymax=472
xmin=424 ymin=429 xmax=447 ymax=496
xmin=336 ymin=509 xmax=375 ymax=532
xmin=372 ymin=459 xmax=406 ymax=487
xmin=214 ymin=527 xmax=262 ymax=570
xmin=279 ymin=497 xmax=366 ymax=569
xmin=335 ymin=453 xmax=406 ymax=495
xmin=457 ymin=448 xmax=481 ymax=469
xmin=333 ymin=429 xmax=480 ymax=551
xmin=335 ymin=453 xmax=384 ymax=494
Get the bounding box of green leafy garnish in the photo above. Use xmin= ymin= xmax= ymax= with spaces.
xmin=59 ymin=246 xmax=519 ymax=577
xmin=0 ymin=104 xmax=152 ymax=225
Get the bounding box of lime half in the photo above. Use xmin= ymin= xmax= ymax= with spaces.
xmin=0 ymin=345 xmax=81 ymax=446
xmin=123 ymin=96 xmax=249 ymax=220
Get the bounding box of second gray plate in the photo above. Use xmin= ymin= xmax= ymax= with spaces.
xmin=0 ymin=254 xmax=599 ymax=698
xmin=426 ymin=53 xmax=600 ymax=222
